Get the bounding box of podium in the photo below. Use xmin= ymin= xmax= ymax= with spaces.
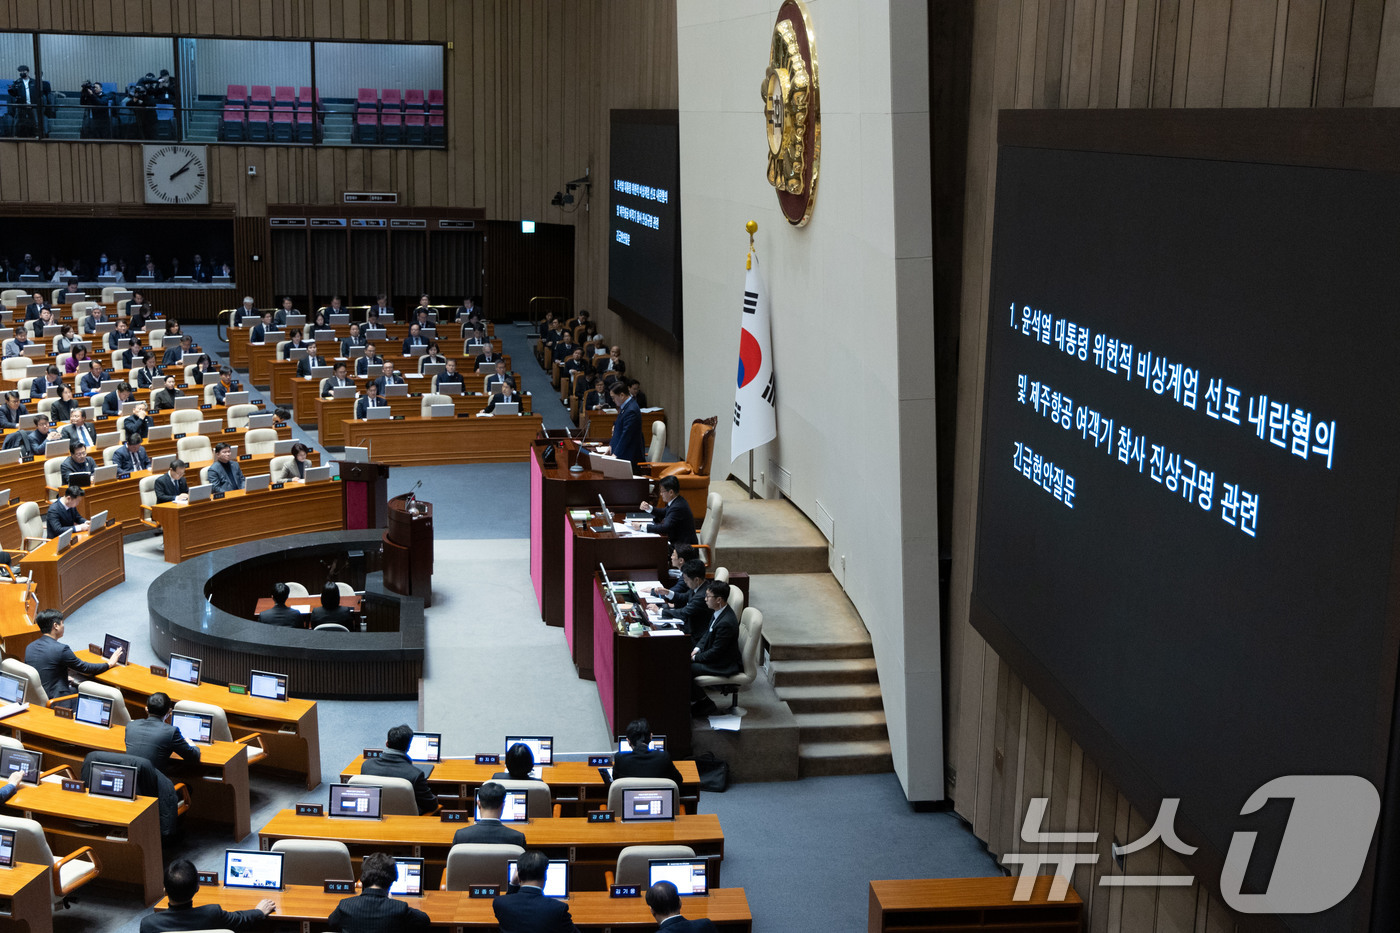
xmin=384 ymin=494 xmax=433 ymax=606
xmin=338 ymin=461 xmax=390 ymax=529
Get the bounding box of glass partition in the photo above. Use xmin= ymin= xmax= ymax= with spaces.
xmin=182 ymin=38 xmax=313 ymax=143
xmin=37 ymin=34 xmax=176 ymax=140
xmin=314 ymin=41 xmax=443 ymax=147
xmin=0 ymin=33 xmax=41 ymax=138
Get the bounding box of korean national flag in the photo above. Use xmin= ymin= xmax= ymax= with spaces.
xmin=732 ymin=251 xmax=776 ymax=461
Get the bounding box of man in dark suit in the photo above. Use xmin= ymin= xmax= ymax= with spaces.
xmin=354 ymin=343 xmax=384 ymax=377
xmin=362 ymin=723 xmax=439 ymax=814
xmin=154 ymin=459 xmax=189 ymax=504
xmin=493 ymin=851 xmax=579 ymax=933
xmin=0 ymin=391 xmax=26 ymax=429
xmin=249 ymin=310 xmax=279 ymax=344
xmin=125 ymin=692 xmax=201 ymax=773
xmin=484 ymin=360 xmax=515 ymax=394
xmin=607 ymin=384 xmax=643 ymax=470
xmin=59 ymin=442 xmax=94 ymax=486
xmin=27 ymin=306 xmax=54 ymax=339
xmin=272 ymin=296 xmax=298 ymax=327
xmin=113 ymin=434 xmax=152 ymax=474
xmin=123 ymin=402 xmax=153 ymax=442
xmin=23 ymin=291 xmax=49 ymax=321
xmin=161 ymin=334 xmax=194 ymax=366
xmin=259 ymin=582 xmax=302 ymax=627
xmin=614 ymin=718 xmax=684 ymax=785
xmin=355 ymin=382 xmax=388 ymax=420
xmin=476 ymin=342 xmax=502 ymax=367
xmin=690 ymin=583 xmax=742 ymax=716
xmin=83 ymin=304 xmax=109 ymax=334
xmin=101 ymin=381 xmax=132 ymax=418
xmin=401 ymin=323 xmax=428 ymax=355
xmin=61 ymin=409 xmax=96 ymax=448
xmin=7 ymin=413 xmax=54 ymax=456
xmin=207 ymin=442 xmax=246 ymax=492
xmin=323 ymin=362 xmax=355 ymax=398
xmin=29 ymin=364 xmax=61 ymax=401
xmin=78 ymin=358 xmax=106 ymax=396
xmin=47 ymin=484 xmax=89 ymax=537
xmin=280 ymin=329 xmax=307 ymax=360
xmin=434 ymin=357 xmax=464 ymax=392
xmin=635 ymin=477 xmax=698 ymax=547
xmin=660 ymin=560 xmax=711 ymax=642
xmin=339 ymin=323 xmax=367 ymax=359
xmin=453 ymin=781 xmax=527 ymax=847
xmin=367 ymin=293 xmax=394 ymax=322
xmin=151 ymin=374 xmax=183 ymax=411
xmin=189 ymin=254 xmax=211 ymax=283
xmin=211 ymin=367 xmax=238 ymax=404
xmin=371 ymin=361 xmax=405 ymax=396
xmin=232 ymin=296 xmax=258 ymax=327
xmin=25 ymin=609 xmax=121 ymax=708
xmin=139 ymin=858 xmax=274 ymax=933
xmin=483 ymin=381 xmax=520 ymax=414
xmin=327 ymin=852 xmax=429 ymax=933
xmin=295 ymin=342 xmax=329 ymax=377
xmin=646 ymin=880 xmax=718 ymax=933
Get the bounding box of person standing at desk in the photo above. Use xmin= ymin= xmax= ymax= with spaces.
xmin=139 ymin=858 xmax=274 ymax=933
xmin=259 ymin=582 xmax=302 ymax=627
xmin=310 ymin=583 xmax=355 ymax=628
xmin=606 ymin=383 xmax=644 ymax=470
xmin=690 ymin=582 xmax=741 ymax=717
xmin=452 ymin=781 xmax=526 ymax=846
xmin=25 ymin=608 xmax=121 ymax=709
xmin=207 ymin=442 xmax=245 ymax=492
xmin=151 ymin=375 xmax=183 ymax=411
xmin=155 ymin=459 xmax=190 ymax=504
xmin=326 ymin=852 xmax=429 ymax=933
xmin=362 ymin=724 xmax=439 ymax=815
xmin=646 ymin=880 xmax=719 ymax=933
xmin=125 ymin=692 xmax=201 ymax=773
xmin=113 ymin=433 xmax=151 ymax=474
xmin=494 ymin=851 xmax=580 ymax=933
xmin=634 ymin=476 xmax=698 ymax=548
xmin=614 ymin=718 xmax=684 ymax=785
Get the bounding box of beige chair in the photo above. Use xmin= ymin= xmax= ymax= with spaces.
xmin=270 ymin=839 xmax=353 ymax=886
xmin=0 ymin=289 xmax=22 ymax=307
xmin=647 ymin=422 xmax=667 ymax=465
xmin=493 ymin=779 xmax=556 ymax=819
xmin=37 ymin=396 xmax=56 ymax=418
xmin=314 ymin=622 xmax=348 ymax=632
xmin=1 ymin=658 xmax=73 ymax=707
xmin=285 ymin=582 xmax=309 ymax=597
xmin=725 ymin=582 xmax=745 ymax=620
xmin=138 ymin=475 xmax=161 ymax=526
xmin=334 ymin=582 xmax=356 ymax=598
xmin=77 ymin=681 xmax=132 ymax=727
xmin=102 ymin=445 xmax=121 ymax=467
xmin=17 ymin=502 xmax=45 ymax=550
xmin=183 ymin=364 xmax=198 ymax=385
xmin=177 ymin=435 xmax=213 ymax=464
xmin=420 ymin=393 xmax=451 ymax=417
xmin=268 ymin=455 xmax=294 ymax=482
xmin=442 ymin=843 xmax=524 ymax=891
xmin=607 ymin=777 xmax=682 ymax=816
xmin=171 ymin=700 xmax=267 ymax=764
xmin=198 ymin=464 xmax=213 ymax=486
xmin=204 ymin=382 xmax=221 ymax=405
xmin=274 ymin=339 xmax=289 ymax=361
xmin=225 ymin=403 xmax=259 ymax=429
xmin=42 ymin=458 xmax=64 ymax=500
xmin=0 ymin=814 xmax=102 ymax=906
xmin=169 ymin=409 xmax=202 ymax=432
xmin=695 ymin=492 xmax=723 ymax=565
xmin=346 ymin=774 xmax=419 ymax=816
xmin=712 ymin=567 xmax=729 ymax=583
xmin=17 ymin=377 xmax=34 ymax=397
xmin=243 ymin=428 xmax=278 ymax=455
xmin=147 ymin=328 xmax=165 ymax=347
xmin=606 ymin=845 xmax=696 ymax=887
xmin=695 ymin=607 xmax=764 ymax=715
xmin=2 ymin=357 xmax=30 ymax=382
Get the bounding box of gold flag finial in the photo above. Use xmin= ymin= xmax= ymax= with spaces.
xmin=746 ymin=221 xmax=758 ymax=269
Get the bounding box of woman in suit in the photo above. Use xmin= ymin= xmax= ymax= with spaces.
xmin=421 ymin=340 xmax=448 ymax=368
xmin=63 ymin=343 xmax=90 ymax=375
xmin=309 ymin=582 xmax=355 ymax=628
xmin=49 ymin=384 xmax=77 ymax=424
xmin=54 ymin=324 xmax=78 ymax=355
xmin=276 ymin=442 xmax=311 ymax=483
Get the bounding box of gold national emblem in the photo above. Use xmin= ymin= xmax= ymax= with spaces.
xmin=762 ymin=0 xmax=820 ymax=226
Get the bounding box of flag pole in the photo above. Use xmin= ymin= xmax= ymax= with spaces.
xmin=745 ymin=220 xmax=757 ymax=499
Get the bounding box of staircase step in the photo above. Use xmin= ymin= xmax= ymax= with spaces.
xmin=798 ymin=739 xmax=893 ymax=777
xmin=769 ymin=657 xmax=878 ymax=687
xmin=765 ymin=640 xmax=872 ymax=662
xmin=794 ymin=710 xmax=887 ymax=743
xmin=774 ymin=683 xmax=884 ymax=713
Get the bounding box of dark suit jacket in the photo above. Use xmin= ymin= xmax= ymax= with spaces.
xmin=692 ymin=606 xmax=741 ymax=675
xmin=354 ymin=355 xmax=385 ymax=377
xmin=327 ymin=887 xmax=430 ymax=933
xmin=372 ymin=374 xmax=405 ymax=396
xmin=28 ymin=376 xmax=56 ymax=400
xmin=112 ymin=446 xmax=151 ymax=474
xmin=134 ymin=366 xmax=161 ymax=389
xmin=613 ymin=748 xmax=684 ymax=786
xmin=24 ymin=302 xmax=48 ymax=321
xmin=122 ymin=414 xmax=153 ymax=440
xmin=657 ymin=916 xmax=720 ymax=933
xmin=609 ymin=398 xmax=644 ymax=468
xmin=249 ymin=322 xmax=279 ymax=343
xmin=0 ymin=403 xmax=25 ymax=429
xmin=452 ymin=818 xmax=527 ymax=848
xmin=296 ymin=356 xmax=328 ymax=377
xmin=100 ymin=390 xmax=124 ymax=417
xmin=161 ymin=346 xmax=187 ymax=366
xmin=662 ymin=586 xmax=709 ymax=640
xmin=484 ymin=391 xmax=520 ymax=414
xmin=281 ymin=341 xmax=306 ymax=360
xmin=151 ymin=388 xmax=181 ymax=410
xmin=153 ymin=473 xmax=188 ymax=503
xmin=259 ymin=604 xmax=303 ymax=628
xmin=139 ymin=901 xmax=268 ymax=932
xmin=493 ymin=886 xmax=579 ymax=933
xmin=647 ymin=495 xmax=698 ymax=547
xmin=355 ymin=396 xmax=387 ymax=419
xmin=79 ymin=372 xmax=105 ymax=396
xmin=207 ymin=459 xmax=245 ymax=492
xmin=60 ymin=423 xmax=95 ymax=448
xmin=46 ymin=502 xmax=84 ymax=537
xmin=310 ymin=605 xmax=355 ymax=628
xmin=24 ymin=636 xmax=107 ymax=704
xmin=402 ymin=335 xmax=428 ymax=355
xmin=125 ymin=716 xmax=201 ymax=771
xmin=340 ymin=337 xmax=367 ymax=357
xmin=361 ymin=749 xmax=438 ymax=814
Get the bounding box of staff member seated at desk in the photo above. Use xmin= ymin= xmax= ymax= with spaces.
xmin=273 ymin=296 xmax=299 ymax=327
xmin=139 ymin=858 xmax=275 ymax=933
xmin=0 ymin=391 xmax=26 ymax=429
xmin=690 ymin=582 xmax=742 ymax=718
xmin=453 ymin=781 xmax=526 ymax=846
xmin=259 ymin=582 xmax=303 ymax=627
xmin=133 ymin=350 xmax=162 ymax=390
xmin=113 ymin=433 xmax=152 ymax=473
xmin=30 ymin=364 xmax=62 ymax=401
xmin=496 ymin=743 xmax=535 ymax=781
xmin=323 ymin=362 xmax=355 ymax=397
xmin=435 ymin=357 xmax=464 ymax=390
xmin=362 ymin=724 xmax=439 ymax=815
xmin=207 ymin=442 xmax=246 ymax=492
xmin=652 ymin=545 xmax=700 ymax=606
xmin=339 ymin=322 xmax=367 ymax=359
xmin=355 ymin=382 xmax=387 ymax=420
xmin=161 ymin=334 xmax=194 ymax=367
xmin=401 ymin=323 xmax=428 ymax=355
xmin=248 ymin=311 xmax=279 ymax=344
xmin=483 ymin=381 xmax=520 ymax=414
xmin=82 ymin=304 xmax=109 ymax=334
xmin=2 ymin=413 xmax=56 ymax=456
xmin=155 ymin=458 xmax=190 ymax=504
xmin=78 ymin=358 xmax=106 ymax=396
xmin=295 ymin=342 xmax=329 ymax=377
xmin=277 ymin=442 xmax=312 ymax=483
xmin=211 ymin=367 xmax=237 ymax=404
xmin=494 ymin=851 xmax=580 ymax=933
xmin=152 ymin=375 xmax=183 ymax=411
xmin=101 ymin=381 xmax=133 ymax=418
xmin=372 ymin=361 xmax=405 ymax=396
xmin=281 ymin=329 xmax=307 ymax=360
xmin=232 ymin=296 xmax=259 ymax=327
xmin=47 ymin=484 xmax=90 ymax=536
xmin=614 ymin=718 xmax=684 ymax=786
xmin=632 ymin=476 xmax=699 ymax=548
xmin=484 ymin=360 xmax=515 ymax=394
xmin=26 ymin=608 xmax=122 ymax=710
xmin=327 ymin=852 xmax=429 ymax=933
xmin=582 ymin=375 xmax=609 ymax=413
xmin=105 ymin=318 xmax=132 ymax=353
xmin=125 ymin=692 xmax=201 ymax=773
xmin=124 ymin=401 xmax=153 ymax=441
xmin=647 ymin=880 xmax=719 ymax=933
xmin=311 ymin=582 xmax=355 ymax=628
xmin=59 ymin=441 xmax=95 ymax=485
xmin=354 ymin=342 xmax=384 ymax=377
xmin=659 ymin=560 xmax=710 ymax=642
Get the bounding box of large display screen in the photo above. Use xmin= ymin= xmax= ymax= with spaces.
xmin=607 ymin=109 xmax=681 ymax=344
xmin=973 ymin=140 xmax=1400 ymax=932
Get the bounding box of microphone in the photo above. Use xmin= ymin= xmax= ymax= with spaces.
xmin=569 ymin=441 xmax=585 ymax=473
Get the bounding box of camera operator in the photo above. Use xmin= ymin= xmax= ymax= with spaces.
xmin=80 ymin=78 xmax=110 ymax=139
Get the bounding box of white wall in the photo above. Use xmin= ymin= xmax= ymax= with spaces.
xmin=313 ymin=42 xmax=443 ymax=100
xmin=193 ymin=39 xmax=311 ymax=99
xmin=38 ymin=35 xmax=174 ymax=94
xmin=677 ymin=0 xmax=941 ymax=799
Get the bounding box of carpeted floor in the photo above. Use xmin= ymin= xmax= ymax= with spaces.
xmin=37 ymin=321 xmax=1001 ymax=933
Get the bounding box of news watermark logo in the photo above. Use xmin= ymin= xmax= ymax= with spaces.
xmin=1004 ymin=775 xmax=1380 ymax=914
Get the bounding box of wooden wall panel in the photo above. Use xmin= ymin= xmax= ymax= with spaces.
xmin=946 ymin=2 xmax=1400 ymax=932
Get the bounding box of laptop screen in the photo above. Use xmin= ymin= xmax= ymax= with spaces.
xmin=475 ymin=790 xmax=529 ymax=823
xmin=0 ymin=747 xmax=41 ymax=784
xmin=389 ymin=857 xmax=425 ymax=897
xmin=89 ymin=762 xmax=137 ymax=800
xmin=0 ymin=672 xmax=26 ymax=705
xmin=648 ymin=858 xmax=710 ymax=896
xmin=616 ymin=734 xmax=667 ymax=754
xmin=167 ymin=654 xmax=201 ymax=686
xmin=620 ymin=787 xmax=676 ymax=821
xmin=406 ymin=732 xmax=441 ymax=763
xmin=249 ymin=670 xmax=288 ymax=701
xmin=75 ymin=694 xmax=113 ymax=728
xmin=504 ymin=735 xmax=553 ymax=766
xmin=223 ymin=849 xmax=284 ymax=890
xmin=329 ymin=783 xmax=382 ymax=819
xmin=103 ymin=634 xmax=130 ymax=663
xmin=0 ymin=828 xmax=14 ymax=868
xmin=170 ymin=711 xmax=213 ymax=746
xmin=507 ymin=859 xmax=569 ymax=897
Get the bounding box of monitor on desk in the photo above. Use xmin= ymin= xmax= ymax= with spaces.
xmin=389 ymin=856 xmax=425 ymax=897
xmin=171 ymin=276 xmax=194 ymax=284
xmin=120 ymin=401 xmax=140 ymax=416
xmin=75 ymin=694 xmax=113 ymax=728
xmin=0 ymin=672 xmax=25 ymax=705
xmin=365 ymin=328 xmax=387 ymax=342
xmin=250 ymin=670 xmax=288 ymax=701
xmin=0 ymin=747 xmax=41 ymax=785
xmin=273 ymin=439 xmax=296 ymax=455
xmin=506 ymin=859 xmax=569 ymax=898
xmin=620 ymin=786 xmax=676 ymax=822
xmin=45 ymin=439 xmax=69 ymax=459
xmin=195 ymin=419 xmax=222 ymax=434
xmin=382 ymin=383 xmax=408 ymax=398
xmin=54 ymin=529 xmax=73 ymax=554
xmin=186 ymin=484 xmax=213 ymax=503
xmin=596 ymin=495 xmax=615 ymax=526
xmin=648 ymin=857 xmax=710 ymax=896
xmin=246 ymin=413 xmax=276 ymax=428
xmin=102 ymin=634 xmax=130 ymax=663
xmin=16 ymin=415 xmax=36 ymax=431
xmin=244 ymin=473 xmax=270 ymax=493
xmin=407 ymin=732 xmax=441 ymax=763
xmin=0 ymin=828 xmax=15 ymax=868
xmin=223 ymin=391 xmax=250 ymax=406
xmin=476 ymin=789 xmax=529 ymax=823
xmin=436 ymin=382 xmax=463 ymax=396
xmin=341 ymin=446 xmax=369 ymax=463
xmin=616 ymin=734 xmax=666 ymax=754
xmin=366 ymin=406 xmax=392 ymax=420
xmin=151 ymin=454 xmax=175 ymax=473
xmin=328 ymin=783 xmax=382 ymax=820
xmin=304 ymin=465 xmax=331 ymax=483
xmin=284 ymin=314 xmax=306 ymax=328
xmin=170 ymin=710 xmax=213 ymax=746
xmin=428 ymin=403 xmax=454 ymax=418
xmin=421 ymin=362 xmax=445 ymax=378
xmin=212 ymin=275 xmax=232 ymax=284
xmin=328 ymin=313 xmax=349 ymax=325
xmin=168 ymin=653 xmax=202 ymax=686
xmin=173 ymin=396 xmax=200 ymax=410
xmin=503 ymin=735 xmax=553 ymax=775
xmin=162 ymin=336 xmax=183 ymax=348
xmin=148 ymin=425 xmax=174 ymax=441
xmin=331 ymin=386 xmax=357 ymax=399
xmin=309 ymin=366 xmax=333 ymax=380
xmin=0 ymin=450 xmax=18 ymax=467
xmin=288 ymin=348 xmax=308 ymax=361
xmin=87 ymin=506 xmax=110 ymax=529
xmin=223 ymin=849 xmax=284 ymax=891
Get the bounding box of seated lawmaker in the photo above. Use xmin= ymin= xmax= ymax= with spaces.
xmin=46 ymin=485 xmax=90 ymax=537
xmin=272 ymin=295 xmax=298 ymax=327
xmin=139 ymin=858 xmax=274 ymax=933
xmin=339 ymin=322 xmax=367 ymax=359
xmin=61 ymin=409 xmax=96 ymax=448
xmin=362 ymin=724 xmax=439 ymax=815
xmin=154 ymin=459 xmax=190 ymax=504
xmin=162 ymin=334 xmax=194 ymax=366
xmin=295 ymin=342 xmax=329 ymax=377
xmin=633 ymin=476 xmax=698 ymax=548
xmin=484 ymin=360 xmax=515 ymax=395
xmin=281 ymin=328 xmax=307 ymax=360
xmin=79 ymin=358 xmax=106 ymax=395
xmin=483 ymin=381 xmax=520 ymax=414
xmin=690 ymin=582 xmax=742 ymax=717
xmin=323 ymin=362 xmax=354 ymax=397
xmin=59 ymin=442 xmax=94 ymax=485
xmin=112 ymin=434 xmax=151 ymax=474
xmin=659 ymin=560 xmax=711 ymax=642
xmin=249 ymin=310 xmax=279 ymax=344
xmin=151 ymin=375 xmax=183 ymax=411
xmin=83 ymin=304 xmax=109 ymax=334
xmin=372 ymin=361 xmax=405 ymax=396
xmin=452 ymin=781 xmax=526 ymax=847
xmin=101 ymin=381 xmax=132 ymax=418
xmin=64 ymin=344 xmax=92 ymax=376
xmin=327 ymin=852 xmax=429 ymax=933
xmin=276 ymin=442 xmax=312 ymax=483
xmin=0 ymin=391 xmax=26 ymax=429
xmin=401 ymin=322 xmax=428 ymax=355
xmin=207 ymin=442 xmax=246 ymax=492
xmin=354 ymin=342 xmax=384 ymax=377
xmin=476 ymin=341 xmax=503 ymax=367
xmin=125 ymin=692 xmax=201 ymax=773
xmin=310 ymin=582 xmax=355 ymax=628
xmin=259 ymin=582 xmax=302 ymax=627
xmin=4 ymin=413 xmax=55 ymax=456
xmin=614 ymin=717 xmax=684 ymax=785
xmin=29 ymin=364 xmax=61 ymax=400
xmin=211 ymin=367 xmax=237 ymax=405
xmin=123 ymin=401 xmax=153 ymax=441
xmin=133 ymin=350 xmax=162 ymax=389
xmin=434 ymin=357 xmax=464 ymax=390
xmin=355 ymin=381 xmax=387 ymax=420
xmin=105 ymin=319 xmax=132 ymax=352
xmin=4 ymin=326 xmax=30 ymax=358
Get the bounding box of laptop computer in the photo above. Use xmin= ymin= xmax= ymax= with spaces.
xmin=476 ymin=789 xmax=529 ymax=823
xmin=309 ymin=366 xmax=333 ymax=380
xmin=491 ymin=402 xmax=520 ymax=416
xmin=0 ymin=828 xmax=15 ymax=868
xmin=151 ymin=454 xmax=175 ymax=473
xmin=55 ymin=529 xmax=73 ymax=554
xmin=389 ymin=857 xmax=425 ymax=897
xmin=167 ymin=653 xmax=202 ymax=686
xmin=0 ymin=450 xmax=18 ymax=467
xmin=0 ymin=747 xmax=41 ymax=784
xmin=382 ymin=383 xmax=408 ymax=397
xmin=328 ymin=313 xmax=350 ymax=325
xmin=162 ymin=336 xmax=183 ymax=348
xmin=421 ymin=362 xmax=446 ymax=378
xmin=436 ymin=382 xmax=463 ymax=396
xmin=0 ymin=671 xmax=26 ymax=705
xmin=88 ymin=761 xmax=137 ymax=800
xmin=406 ymin=732 xmax=440 ymax=779
xmin=173 ymin=396 xmax=200 ymax=410
xmin=249 ymin=670 xmax=288 ymax=701
xmin=223 ymin=391 xmax=251 ymax=407
xmin=304 ymin=465 xmax=332 ymax=482
xmin=331 ymin=386 xmax=357 ymax=399
xmin=506 ymin=859 xmax=569 ymax=897
xmin=288 ymin=348 xmax=308 ymax=361
xmin=648 ymin=857 xmax=710 ymax=896
xmin=504 ymin=735 xmax=553 ymax=779
xmin=341 ymin=446 xmax=369 ymax=463
xmin=328 ymin=783 xmax=382 ymax=820
xmin=616 ymin=734 xmax=667 ymax=754
xmin=429 ymin=403 xmax=454 ymax=418
xmin=186 ymin=483 xmax=213 ymax=503
xmin=196 ymin=419 xmax=223 ymax=434
xmin=246 ymin=413 xmax=276 ymax=428
xmin=103 ymin=634 xmax=130 ymax=663
xmin=87 ymin=509 xmax=109 ymax=532
xmin=366 ymin=405 xmax=392 ymax=420
xmin=273 ymin=439 xmax=297 ymax=455
xmin=620 ymin=787 xmax=676 ymax=821
xmin=223 ymin=849 xmax=284 ymax=891
xmin=244 ymin=473 xmax=270 ymax=492
xmin=148 ymin=425 xmax=174 ymax=441
xmin=170 ymin=710 xmax=214 ymax=746
xmin=284 ymin=314 xmax=307 ymax=328
xmin=75 ymin=694 xmax=114 ymax=728
xmin=45 ymin=439 xmax=69 ymax=459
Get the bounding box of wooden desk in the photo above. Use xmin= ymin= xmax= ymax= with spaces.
xmin=0 ymin=582 xmax=39 ymax=659
xmin=21 ymin=523 xmax=125 ymax=615
xmin=2 ymin=704 xmax=252 ymax=840
xmin=9 ymin=781 xmax=164 ymax=904
xmin=342 ymin=415 xmax=544 ymax=466
xmin=0 ymin=457 xmax=52 ymax=506
xmin=315 ymin=389 xmax=531 ymax=446
xmin=252 ymin=594 xmax=365 ymax=616
xmin=337 ymin=758 xmax=702 ymax=816
xmin=77 ymin=649 xmax=322 ymax=789
xmin=0 ymin=861 xmax=51 ymax=933
xmin=867 ymin=877 xmax=1083 ymax=932
xmin=565 ymin=516 xmax=668 ymax=680
xmin=164 ymin=884 xmax=752 ymax=930
xmin=278 ymin=358 xmax=509 ymax=414
xmin=151 ymin=480 xmax=346 ymax=562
